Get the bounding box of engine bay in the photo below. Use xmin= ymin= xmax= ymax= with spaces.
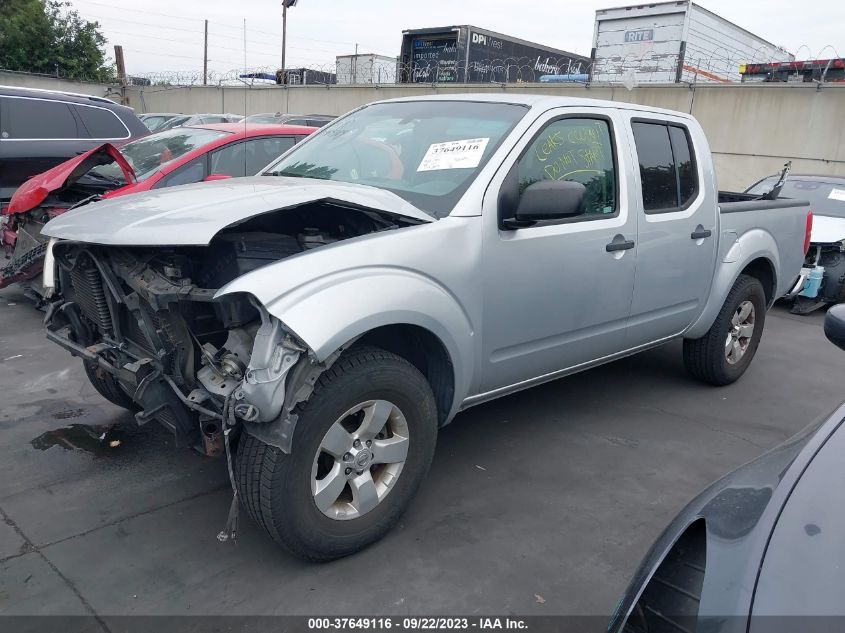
xmin=46 ymin=201 xmax=417 ymax=454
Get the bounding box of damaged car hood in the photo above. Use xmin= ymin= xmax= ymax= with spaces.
xmin=41 ymin=177 xmax=434 ymax=245
xmin=6 ymin=144 xmax=135 ymax=215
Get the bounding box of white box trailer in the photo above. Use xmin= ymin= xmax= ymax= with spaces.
xmin=590 ymin=1 xmax=793 ymax=84
xmin=336 ymin=54 xmax=397 ymax=85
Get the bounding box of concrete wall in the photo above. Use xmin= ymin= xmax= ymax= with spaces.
xmin=4 ymin=70 xmax=844 ymax=192
xmin=129 ymin=81 xmax=845 ymax=191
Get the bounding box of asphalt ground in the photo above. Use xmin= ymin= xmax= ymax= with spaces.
xmin=1 ymin=285 xmax=842 ymax=625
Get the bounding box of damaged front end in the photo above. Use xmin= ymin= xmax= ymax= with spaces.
xmin=1 ymin=144 xmax=132 ymax=293
xmin=791 ymin=240 xmax=845 ymax=314
xmin=43 ymin=225 xmax=361 ymax=456
xmin=45 ymin=245 xmax=308 ymax=455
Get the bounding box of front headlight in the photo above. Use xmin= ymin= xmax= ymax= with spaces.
xmin=42 ymin=237 xmax=59 ymax=298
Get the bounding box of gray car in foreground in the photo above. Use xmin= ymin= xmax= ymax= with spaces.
xmin=610 ymin=304 xmax=845 ymax=633
xmin=39 ymin=95 xmax=811 ymax=560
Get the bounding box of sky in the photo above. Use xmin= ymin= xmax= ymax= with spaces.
xmin=68 ymin=0 xmax=845 ymax=78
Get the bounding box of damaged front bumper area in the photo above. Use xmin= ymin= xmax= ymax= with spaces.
xmin=44 ymin=242 xmax=318 ymax=455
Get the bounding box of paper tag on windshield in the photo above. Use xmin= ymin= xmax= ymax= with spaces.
xmin=417 ymin=138 xmax=490 ymax=172
xmin=828 ymin=188 xmax=845 ymax=202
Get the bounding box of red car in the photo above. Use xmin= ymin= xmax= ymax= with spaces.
xmin=0 ymin=123 xmax=316 ymax=295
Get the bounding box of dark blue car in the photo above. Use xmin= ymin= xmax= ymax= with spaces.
xmin=610 ymin=304 xmax=845 ymax=633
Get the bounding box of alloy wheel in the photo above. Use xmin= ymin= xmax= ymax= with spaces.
xmin=311 ymin=399 xmax=410 ymax=520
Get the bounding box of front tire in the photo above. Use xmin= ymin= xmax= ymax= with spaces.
xmin=683 ymin=274 xmax=767 ymax=386
xmin=235 ymin=345 xmax=438 ymax=561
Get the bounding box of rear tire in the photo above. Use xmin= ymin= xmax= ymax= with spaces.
xmin=235 ymin=345 xmax=438 ymax=561
xmin=683 ymin=274 xmax=766 ymax=386
xmin=83 ymin=361 xmax=137 ymax=411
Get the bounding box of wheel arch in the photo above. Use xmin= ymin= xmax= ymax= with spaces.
xmin=685 ymin=252 xmax=778 ymax=340
xmin=357 ymin=323 xmax=456 ymax=426
xmin=740 ymin=256 xmax=777 ymax=306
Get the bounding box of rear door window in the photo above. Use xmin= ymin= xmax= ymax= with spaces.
xmin=210 ymin=142 xmax=248 ymax=177
xmin=632 ymin=121 xmax=698 ymax=213
xmin=4 ymin=97 xmax=80 ymax=139
xmin=245 ymin=136 xmax=296 ymax=174
xmin=669 ymin=126 xmax=695 ymax=204
xmin=157 ymin=158 xmax=207 ymax=187
xmin=75 ymin=105 xmax=129 ymax=139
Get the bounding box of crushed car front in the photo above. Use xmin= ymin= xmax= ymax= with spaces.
xmin=41 ymin=177 xmax=436 ymax=453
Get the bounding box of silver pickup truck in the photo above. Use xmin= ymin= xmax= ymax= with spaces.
xmin=40 ymin=95 xmax=811 ymax=560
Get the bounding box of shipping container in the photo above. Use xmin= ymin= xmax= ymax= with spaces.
xmin=590 ymin=1 xmax=794 ymax=84
xmin=740 ymin=59 xmax=845 ymax=83
xmin=335 ymin=54 xmax=397 ymax=85
xmin=279 ymin=67 xmax=337 ymax=85
xmin=399 ymin=25 xmax=589 ymax=84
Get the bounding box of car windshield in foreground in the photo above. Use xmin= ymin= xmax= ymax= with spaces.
xmin=748 ymin=177 xmax=845 ymax=218
xmin=262 ymin=101 xmax=528 ymax=217
xmin=86 ymin=127 xmax=230 ymax=184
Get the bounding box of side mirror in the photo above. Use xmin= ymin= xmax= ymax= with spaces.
xmin=503 ymin=180 xmax=586 ymax=229
xmin=204 ymin=173 xmax=232 ymax=182
xmin=824 ymin=304 xmax=845 ymax=352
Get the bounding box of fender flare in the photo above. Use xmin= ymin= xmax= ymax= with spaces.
xmin=685 ymin=229 xmax=779 ymax=340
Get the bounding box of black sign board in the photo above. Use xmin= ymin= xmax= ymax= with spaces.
xmin=410 ymin=37 xmax=459 ymax=82
xmin=466 ymin=30 xmax=587 ymax=82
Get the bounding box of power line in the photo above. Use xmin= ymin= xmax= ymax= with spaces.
xmin=105 ymin=29 xmax=350 ymax=67
xmin=73 ymin=0 xmax=386 ymax=52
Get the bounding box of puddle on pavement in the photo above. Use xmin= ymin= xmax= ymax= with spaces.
xmin=30 ymin=424 xmax=125 ymax=456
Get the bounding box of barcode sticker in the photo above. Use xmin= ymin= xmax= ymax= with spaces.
xmin=417 ymin=138 xmax=490 ymax=172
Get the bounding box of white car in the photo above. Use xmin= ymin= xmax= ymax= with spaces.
xmin=747 ymin=175 xmax=845 ymax=314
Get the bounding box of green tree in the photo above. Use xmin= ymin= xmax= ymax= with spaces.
xmin=0 ymin=0 xmax=115 ymax=81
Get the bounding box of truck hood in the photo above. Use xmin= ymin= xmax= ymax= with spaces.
xmin=42 ymin=177 xmax=434 ymax=245
xmin=6 ymin=144 xmax=135 ymax=215
xmin=810 ymin=215 xmax=845 ymax=244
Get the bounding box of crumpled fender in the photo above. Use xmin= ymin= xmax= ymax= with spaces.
xmin=5 ymin=143 xmax=134 ymax=215
xmin=229 ymin=267 xmax=474 ymax=422
xmin=216 ymin=220 xmax=481 ymax=421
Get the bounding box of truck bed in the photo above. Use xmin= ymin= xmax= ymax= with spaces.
xmin=717 ymin=193 xmax=810 ymax=299
xmin=718 ymin=191 xmax=810 ymax=214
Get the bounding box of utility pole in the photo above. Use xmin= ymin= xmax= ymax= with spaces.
xmin=114 ymin=45 xmax=128 ymax=106
xmin=114 ymin=45 xmax=127 ymax=84
xmin=280 ymin=0 xmax=298 ymax=85
xmin=203 ymin=19 xmax=208 ymax=85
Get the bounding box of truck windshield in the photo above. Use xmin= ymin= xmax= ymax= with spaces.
xmin=747 ymin=178 xmax=845 ymax=219
xmin=262 ymin=101 xmax=528 ymax=217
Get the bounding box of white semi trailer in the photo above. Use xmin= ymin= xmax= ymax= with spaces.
xmin=590 ymin=1 xmax=793 ymax=84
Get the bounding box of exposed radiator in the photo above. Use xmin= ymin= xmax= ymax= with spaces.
xmin=69 ymin=254 xmax=112 ymax=334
